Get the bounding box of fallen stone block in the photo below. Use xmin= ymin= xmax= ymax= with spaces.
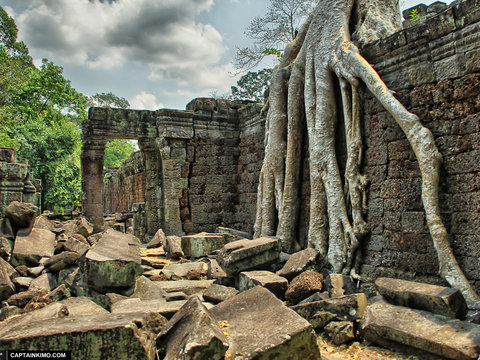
xmin=324 ymin=273 xmax=357 ymax=298
xmin=82 ymin=229 xmax=143 ymax=294
xmin=147 ymin=229 xmax=166 ymax=249
xmin=285 ymin=270 xmax=324 ymax=305
xmin=155 ymin=279 xmax=214 ymax=295
xmin=162 ymin=261 xmax=208 ymax=280
xmin=181 ymin=232 xmax=226 ymax=258
xmin=324 ymin=321 xmax=356 ymax=345
xmin=298 ymin=291 xmax=330 ymax=305
xmin=12 ymin=276 xmax=33 ymax=288
xmin=0 ymin=302 xmax=69 ymax=337
xmin=0 ymin=257 xmax=15 ymax=301
xmin=45 ymin=284 xmax=71 ymax=302
xmin=207 ymin=258 xmax=227 ymax=279
xmin=375 ymin=277 xmax=468 ymax=319
xmin=33 ymin=215 xmax=54 ymax=231
xmin=216 ymin=226 xmax=252 ymax=241
xmin=111 ymin=298 xmax=188 ymax=319
xmin=165 ymin=236 xmax=184 ymax=258
xmin=0 ymin=237 xmax=12 ymax=261
xmin=60 ymin=296 xmax=110 ymax=317
xmin=238 ymin=270 xmax=288 ymax=298
xmin=216 ymin=237 xmax=281 ymax=276
xmin=28 ymin=272 xmax=57 ymax=292
xmin=291 ymin=293 xmax=368 ymax=329
xmin=44 ymin=251 xmax=81 ymax=272
xmin=276 ymin=248 xmax=320 ymax=281
xmin=361 ymin=300 xmax=480 ymax=360
xmin=5 ymin=201 xmax=38 ymax=231
xmin=211 ymin=286 xmax=320 ymax=359
xmin=11 ymin=228 xmax=55 ymax=267
xmin=7 ymin=289 xmax=46 ymax=308
xmin=0 ymin=311 xmax=167 ymax=360
xmin=0 ymin=305 xmax=21 ymax=321
xmin=164 ymin=292 xmax=189 ymax=301
xmin=141 ymin=256 xmax=170 ymax=269
xmin=131 ymin=275 xmax=167 ymax=300
xmin=62 ymin=236 xmax=90 ymax=255
xmin=203 ymin=284 xmax=239 ymax=304
xmin=0 ymin=217 xmax=14 ymax=240
xmin=156 ymin=296 xmax=228 ymax=360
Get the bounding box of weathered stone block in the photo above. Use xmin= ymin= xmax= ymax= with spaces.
xmin=276 ymin=248 xmax=321 ymax=281
xmin=165 ymin=236 xmax=184 ymax=258
xmin=82 ymin=229 xmax=143 ymax=294
xmin=11 ymin=228 xmax=55 ymax=267
xmin=324 ymin=274 xmax=358 ymax=298
xmin=162 ymin=261 xmax=208 ymax=280
xmin=59 ymin=296 xmax=109 ymax=317
xmin=291 ymin=293 xmax=368 ymax=329
xmin=0 ymin=311 xmax=166 ymax=360
xmin=131 ymin=275 xmax=167 ymax=300
xmin=202 ymin=284 xmax=239 ymax=304
xmin=285 ymin=271 xmax=324 ymax=305
xmin=156 ymin=296 xmax=228 ymax=360
xmin=44 ymin=252 xmax=81 ymax=272
xmin=238 ymin=270 xmax=288 ymax=298
xmin=361 ymin=300 xmax=480 ymax=360
xmin=5 ymin=201 xmax=38 ymax=231
xmin=111 ymin=298 xmax=188 ymax=319
xmin=375 ymin=277 xmax=468 ymax=319
xmin=216 ymin=237 xmax=281 ymax=276
xmin=154 ymin=279 xmax=214 ymax=295
xmin=211 ymin=286 xmax=320 ymax=359
xmin=181 ymin=232 xmax=226 ymax=258
xmin=146 ymin=228 xmax=165 ymax=249
xmin=0 ymin=257 xmax=15 ymax=301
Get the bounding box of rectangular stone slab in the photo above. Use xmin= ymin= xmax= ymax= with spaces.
xmin=210 ymin=286 xmax=320 ymax=359
xmin=361 ymin=300 xmax=480 ymax=360
xmin=0 ymin=312 xmax=163 ymax=360
xmin=291 ymin=293 xmax=367 ymax=329
xmin=11 ymin=228 xmax=55 ymax=267
xmin=216 ymin=237 xmax=281 ymax=275
xmin=111 ymin=298 xmax=187 ymax=319
xmin=238 ymin=270 xmax=288 ymax=298
xmin=375 ymin=277 xmax=467 ymax=319
xmin=154 ymin=279 xmax=214 ymax=295
xmin=181 ymin=232 xmax=226 ymax=258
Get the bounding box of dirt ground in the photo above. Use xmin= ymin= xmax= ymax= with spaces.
xmin=318 ymin=337 xmax=420 ymax=360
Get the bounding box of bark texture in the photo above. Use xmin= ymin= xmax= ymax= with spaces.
xmin=254 ymin=0 xmax=479 ymax=301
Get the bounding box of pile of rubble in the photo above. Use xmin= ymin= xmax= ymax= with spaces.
xmin=1 ymin=201 xmax=480 ymax=359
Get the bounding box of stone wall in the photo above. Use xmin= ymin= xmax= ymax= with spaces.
xmin=0 ymin=148 xmax=42 ymax=215
xmin=358 ymin=0 xmax=480 ymax=290
xmin=103 ymin=151 xmax=145 ymax=214
xmin=99 ymin=0 xmax=479 ymax=290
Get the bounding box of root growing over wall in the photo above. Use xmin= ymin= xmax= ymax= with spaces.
xmin=254 ymin=0 xmax=479 ymax=302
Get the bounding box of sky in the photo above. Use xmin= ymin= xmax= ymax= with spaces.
xmin=2 ymin=0 xmax=454 ymax=110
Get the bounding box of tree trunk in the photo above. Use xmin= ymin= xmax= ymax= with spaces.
xmin=254 ymin=0 xmax=479 ymax=301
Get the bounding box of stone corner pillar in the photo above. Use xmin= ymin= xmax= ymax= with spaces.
xmin=81 ymin=138 xmax=106 ymax=233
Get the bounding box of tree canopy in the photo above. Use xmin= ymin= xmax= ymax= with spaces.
xmin=230 ymin=68 xmax=273 ymax=102
xmin=235 ymin=0 xmax=317 ymax=70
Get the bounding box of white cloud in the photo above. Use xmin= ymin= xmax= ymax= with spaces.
xmin=130 ymin=91 xmax=164 ymax=111
xmin=8 ymin=0 xmax=230 ymax=89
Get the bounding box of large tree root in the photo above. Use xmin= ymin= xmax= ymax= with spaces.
xmin=254 ymin=0 xmax=479 ymax=301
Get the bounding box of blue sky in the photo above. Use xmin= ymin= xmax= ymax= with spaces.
xmin=2 ymin=0 xmax=453 ymax=110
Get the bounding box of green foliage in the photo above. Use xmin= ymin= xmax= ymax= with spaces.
xmin=235 ymin=0 xmax=316 ymax=70
xmin=0 ymin=6 xmax=87 ymax=210
xmin=87 ymin=92 xmax=135 ymax=169
xmin=410 ymin=8 xmax=420 ymax=23
xmin=262 ymin=48 xmax=283 ymax=62
xmin=231 ymin=68 xmax=273 ymax=102
xmin=88 ymin=92 xmax=130 ymax=109
xmin=104 ymin=139 xmax=136 ymax=168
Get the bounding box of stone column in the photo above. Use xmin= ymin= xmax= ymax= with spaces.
xmin=156 ymin=138 xmax=188 ymax=236
xmin=138 ymin=138 xmax=163 ymax=239
xmin=0 ymin=157 xmax=28 ymax=213
xmin=81 ymin=138 xmax=106 ymax=232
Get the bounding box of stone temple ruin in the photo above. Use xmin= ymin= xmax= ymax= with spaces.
xmin=0 ymin=1 xmax=480 ymax=359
